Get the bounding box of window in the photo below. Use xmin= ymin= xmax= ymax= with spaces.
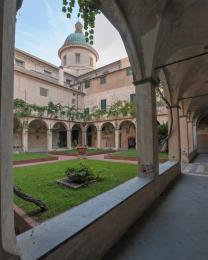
xmin=63 ymin=55 xmax=67 ymax=66
xmin=100 ymin=75 xmax=106 ymax=85
xmin=75 ymin=53 xmax=81 ymax=64
xmin=101 ymin=99 xmax=107 ymax=110
xmin=130 ymin=93 xmax=136 ymax=102
xmin=90 ymin=57 xmax=93 ymax=67
xmin=85 ymin=80 xmax=91 ymax=88
xmin=44 ymin=69 xmax=52 ymax=76
xmin=40 ymin=87 xmax=48 ymax=97
xmin=72 ymin=98 xmax=76 ymax=105
xmin=126 ymin=67 xmax=133 ymax=76
xmin=15 ymin=58 xmax=25 ymax=68
xmin=65 ymin=79 xmax=71 ymax=85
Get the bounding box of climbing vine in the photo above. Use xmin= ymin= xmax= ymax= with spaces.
xmin=62 ymin=0 xmax=101 ymax=44
xmin=13 ymin=99 xmax=136 ymax=121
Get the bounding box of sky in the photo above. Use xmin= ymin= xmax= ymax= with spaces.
xmin=15 ymin=0 xmax=127 ymax=68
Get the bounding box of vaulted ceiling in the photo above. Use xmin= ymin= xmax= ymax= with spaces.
xmin=96 ymin=0 xmax=208 ymax=121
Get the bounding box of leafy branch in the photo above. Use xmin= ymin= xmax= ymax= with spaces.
xmin=62 ymin=0 xmax=101 ymax=44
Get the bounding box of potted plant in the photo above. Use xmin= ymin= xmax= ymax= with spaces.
xmin=77 ymin=145 xmax=87 ymax=156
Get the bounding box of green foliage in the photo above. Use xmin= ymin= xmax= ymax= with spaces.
xmin=13 ymin=99 xmax=137 ymax=121
xmin=157 ymin=123 xmax=168 ymax=140
xmin=14 ymin=99 xmax=32 ymax=117
xmin=62 ymin=0 xmax=101 ymax=44
xmin=91 ymin=106 xmax=106 ymax=119
xmin=66 ymin=162 xmax=101 ymax=183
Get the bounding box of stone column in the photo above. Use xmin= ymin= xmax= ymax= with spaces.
xmin=180 ymin=116 xmax=189 ymax=162
xmin=0 ymin=0 xmax=20 ymax=258
xmin=193 ymin=123 xmax=197 ymax=150
xmin=22 ymin=128 xmax=28 ymax=152
xmin=47 ymin=129 xmax=53 ymax=151
xmin=97 ymin=129 xmax=101 ymax=148
xmin=135 ymin=78 xmax=159 ymax=178
xmin=67 ymin=130 xmax=72 ymax=150
xmin=82 ymin=130 xmax=86 ymax=146
xmin=168 ymin=106 xmax=181 ymax=162
xmin=188 ymin=121 xmax=194 ymax=153
xmin=135 ymin=126 xmax=138 ymax=150
xmin=115 ymin=128 xmax=120 ymax=150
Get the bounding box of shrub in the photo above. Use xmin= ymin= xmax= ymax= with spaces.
xmin=65 ymin=162 xmax=102 ymax=184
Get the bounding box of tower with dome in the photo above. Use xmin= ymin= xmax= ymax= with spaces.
xmin=58 ymin=21 xmax=99 ymax=76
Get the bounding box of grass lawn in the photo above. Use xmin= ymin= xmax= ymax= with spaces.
xmin=13 ymin=152 xmax=51 ymax=161
xmin=113 ymin=149 xmax=168 ymax=159
xmin=51 ymin=147 xmax=112 ymax=155
xmin=13 ymin=159 xmax=137 ymax=222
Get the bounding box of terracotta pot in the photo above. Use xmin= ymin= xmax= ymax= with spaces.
xmin=77 ymin=146 xmax=87 ymax=155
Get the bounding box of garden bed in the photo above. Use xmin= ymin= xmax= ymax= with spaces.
xmin=50 ymin=148 xmax=114 ymax=157
xmin=104 ymin=154 xmax=168 ymax=163
xmin=104 ymin=150 xmax=168 ymax=163
xmin=13 ymin=156 xmax=59 ymax=165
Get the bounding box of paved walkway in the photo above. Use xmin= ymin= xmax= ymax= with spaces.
xmin=13 ymin=154 xmax=138 ymax=168
xmin=183 ymin=153 xmax=208 ymax=176
xmin=103 ymin=154 xmax=208 ymax=260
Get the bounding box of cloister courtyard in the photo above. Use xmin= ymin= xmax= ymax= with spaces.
xmin=1 ymin=1 xmax=208 ymax=260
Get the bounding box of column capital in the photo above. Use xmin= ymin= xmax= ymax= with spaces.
xmin=133 ymin=77 xmax=159 ymax=87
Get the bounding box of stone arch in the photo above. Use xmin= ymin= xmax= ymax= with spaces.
xmin=13 ymin=117 xmax=23 ymax=151
xmin=71 ymin=124 xmax=82 ymax=146
xmin=119 ymin=120 xmax=136 ymax=149
xmin=86 ymin=124 xmax=97 ymax=147
xmin=28 ymin=119 xmax=48 ymax=152
xmin=101 ymin=122 xmax=115 ymax=148
xmin=52 ymin=122 xmax=68 ymax=149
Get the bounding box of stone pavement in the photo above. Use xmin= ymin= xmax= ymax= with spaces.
xmin=103 ymin=174 xmax=208 ymax=260
xmin=183 ymin=154 xmax=208 ymax=176
xmin=102 ymin=153 xmax=208 ymax=260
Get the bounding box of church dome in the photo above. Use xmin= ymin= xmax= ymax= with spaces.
xmin=64 ymin=22 xmax=89 ymax=46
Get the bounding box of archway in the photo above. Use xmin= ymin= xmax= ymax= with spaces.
xmin=13 ymin=117 xmax=23 ymax=151
xmin=28 ymin=119 xmax=48 ymax=152
xmin=71 ymin=124 xmax=82 ymax=146
xmin=119 ymin=121 xmax=136 ymax=149
xmin=86 ymin=125 xmax=97 ymax=147
xmin=101 ymin=122 xmax=115 ymax=148
xmin=197 ymin=117 xmax=208 ymax=153
xmin=52 ymin=122 xmax=67 ymax=149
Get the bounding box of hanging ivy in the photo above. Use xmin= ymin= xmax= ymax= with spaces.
xmin=62 ymin=0 xmax=101 ymax=44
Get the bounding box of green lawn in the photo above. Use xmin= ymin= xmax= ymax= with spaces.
xmin=51 ymin=147 xmax=112 ymax=155
xmin=113 ymin=149 xmax=168 ymax=159
xmin=13 ymin=152 xmax=51 ymax=161
xmin=13 ymin=160 xmax=137 ymax=222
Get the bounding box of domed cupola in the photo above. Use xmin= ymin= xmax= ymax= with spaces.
xmin=64 ymin=22 xmax=89 ymax=46
xmin=58 ymin=22 xmax=99 ymax=76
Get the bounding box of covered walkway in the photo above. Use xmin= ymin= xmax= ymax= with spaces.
xmin=103 ymin=155 xmax=208 ymax=260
